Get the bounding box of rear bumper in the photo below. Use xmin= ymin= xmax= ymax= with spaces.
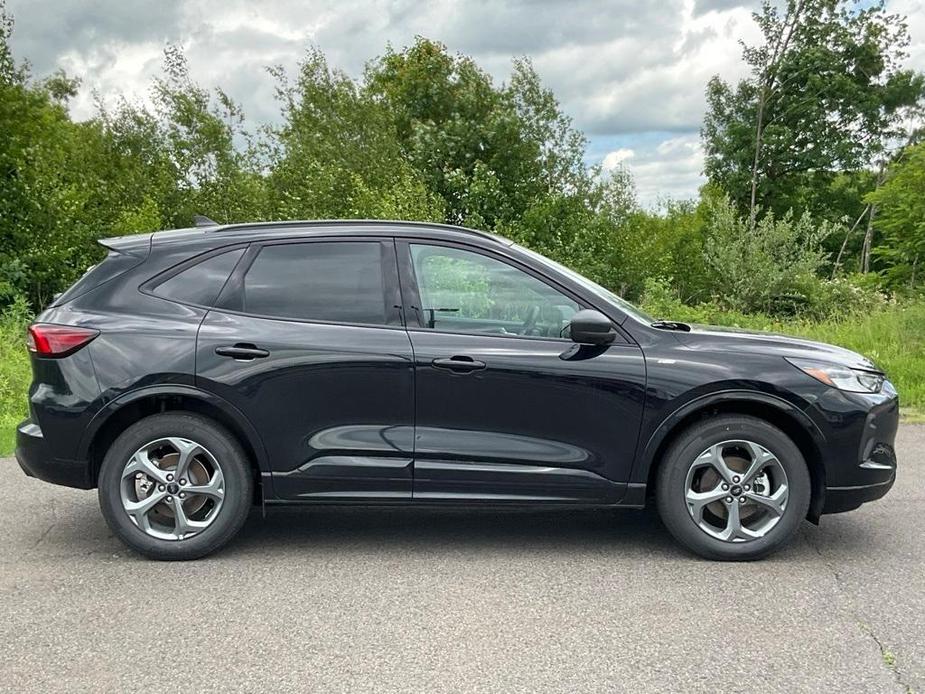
xmin=14 ymin=419 xmax=93 ymax=489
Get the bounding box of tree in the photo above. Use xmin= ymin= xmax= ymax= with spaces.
xmin=702 ymin=196 xmax=837 ymax=314
xmin=0 ymin=1 xmax=108 ymax=304
xmin=865 ymin=142 xmax=925 ymax=288
xmin=147 ymin=45 xmax=266 ymax=225
xmin=506 ymin=57 xmax=588 ymax=196
xmin=266 ymin=47 xmax=443 ymax=221
xmin=702 ymin=0 xmax=925 ymax=228
xmin=364 ymin=38 xmax=588 ymax=229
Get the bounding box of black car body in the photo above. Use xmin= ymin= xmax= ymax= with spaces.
xmin=15 ymin=220 xmax=899 ymax=560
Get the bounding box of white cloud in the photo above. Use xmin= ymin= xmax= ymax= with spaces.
xmin=602 ymin=134 xmax=706 ymax=207
xmin=601 ymin=148 xmax=636 ymax=169
xmin=890 ymin=0 xmax=925 ymax=74
xmin=8 ymin=0 xmax=758 ymax=132
xmin=5 ymin=0 xmax=925 ymax=209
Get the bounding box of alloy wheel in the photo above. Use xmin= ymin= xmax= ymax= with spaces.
xmin=119 ymin=437 xmax=225 ymax=541
xmin=684 ymin=439 xmax=789 ymax=542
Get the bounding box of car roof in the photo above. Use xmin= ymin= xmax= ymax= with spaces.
xmin=145 ymin=219 xmax=514 ymax=250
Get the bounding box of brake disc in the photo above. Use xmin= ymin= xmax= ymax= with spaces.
xmin=134 ymin=449 xmax=210 ymax=525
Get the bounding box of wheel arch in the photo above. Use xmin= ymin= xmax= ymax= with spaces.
xmin=638 ymin=391 xmax=827 ymax=522
xmin=80 ymin=385 xmax=271 ymax=493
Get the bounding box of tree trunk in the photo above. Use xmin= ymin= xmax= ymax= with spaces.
xmin=748 ymin=91 xmax=767 ymax=234
xmin=860 ymin=166 xmax=889 ymax=273
xmin=832 ymin=204 xmax=870 ymax=278
xmin=860 ymin=204 xmax=877 ymax=273
xmin=746 ymin=1 xmax=805 ymax=233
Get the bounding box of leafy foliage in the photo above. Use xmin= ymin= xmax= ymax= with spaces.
xmin=866 ymin=142 xmax=925 ymax=288
xmin=703 ymin=0 xmax=925 ymax=224
xmin=0 ymin=297 xmax=31 ymax=456
xmin=0 ymin=0 xmax=923 ymax=313
xmin=702 ymin=196 xmax=836 ymax=314
xmin=265 ymin=47 xmax=443 ymax=222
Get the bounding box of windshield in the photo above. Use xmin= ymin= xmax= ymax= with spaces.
xmin=513 ymin=244 xmax=654 ymax=324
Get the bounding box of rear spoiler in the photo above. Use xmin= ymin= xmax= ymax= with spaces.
xmin=98 ymin=232 xmax=153 ymax=258
xmin=47 ymin=233 xmax=153 ymax=307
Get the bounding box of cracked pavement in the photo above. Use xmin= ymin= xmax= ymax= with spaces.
xmin=1 ymin=426 xmax=923 ymax=693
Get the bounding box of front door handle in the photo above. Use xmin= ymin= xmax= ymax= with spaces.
xmin=215 ymin=344 xmax=270 ymax=360
xmin=432 ymin=356 xmax=486 ymax=372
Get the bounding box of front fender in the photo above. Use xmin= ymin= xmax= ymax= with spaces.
xmin=631 ymin=388 xmax=827 ymax=485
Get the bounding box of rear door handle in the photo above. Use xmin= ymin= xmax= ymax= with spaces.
xmin=431 ymin=356 xmax=486 ymax=372
xmin=215 ymin=344 xmax=270 ymax=360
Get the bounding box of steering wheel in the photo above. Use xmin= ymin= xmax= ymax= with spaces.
xmin=520 ymin=305 xmax=541 ymax=335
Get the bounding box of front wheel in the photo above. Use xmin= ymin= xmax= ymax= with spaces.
xmin=98 ymin=412 xmax=254 ymax=560
xmin=656 ymin=415 xmax=811 ymax=561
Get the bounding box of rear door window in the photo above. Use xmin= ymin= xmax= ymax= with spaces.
xmin=240 ymin=241 xmax=389 ymax=325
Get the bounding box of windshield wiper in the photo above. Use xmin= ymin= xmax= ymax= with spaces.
xmin=650 ymin=320 xmax=691 ymax=332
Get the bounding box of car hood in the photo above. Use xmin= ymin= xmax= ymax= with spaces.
xmin=673 ymin=323 xmax=881 ymax=373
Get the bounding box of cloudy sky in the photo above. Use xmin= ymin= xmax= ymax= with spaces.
xmin=6 ymin=0 xmax=925 ymax=206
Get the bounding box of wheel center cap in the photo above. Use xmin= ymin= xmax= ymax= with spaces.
xmin=730 ymin=485 xmax=743 ymax=496
xmin=167 ymin=482 xmax=180 ymax=495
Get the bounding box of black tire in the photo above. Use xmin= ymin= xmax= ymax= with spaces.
xmin=98 ymin=412 xmax=253 ymax=560
xmin=655 ymin=415 xmax=811 ymax=561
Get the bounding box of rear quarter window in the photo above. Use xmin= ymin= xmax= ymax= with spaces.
xmin=51 ymin=251 xmax=144 ymax=307
xmin=151 ymin=248 xmax=245 ymax=307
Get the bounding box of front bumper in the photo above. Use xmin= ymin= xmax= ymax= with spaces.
xmin=822 ymin=438 xmax=897 ymax=513
xmin=819 ymin=388 xmax=899 ymax=515
xmin=15 ymin=419 xmax=93 ymax=489
xmin=823 ymin=475 xmax=895 ymax=514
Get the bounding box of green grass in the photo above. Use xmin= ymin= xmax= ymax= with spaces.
xmin=0 ymin=315 xmax=30 ymax=457
xmin=0 ymin=302 xmax=923 ymax=457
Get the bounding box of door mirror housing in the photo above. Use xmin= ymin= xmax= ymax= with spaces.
xmin=568 ymin=309 xmax=617 ymax=345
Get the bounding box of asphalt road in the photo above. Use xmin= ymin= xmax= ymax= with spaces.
xmin=1 ymin=427 xmax=923 ymax=694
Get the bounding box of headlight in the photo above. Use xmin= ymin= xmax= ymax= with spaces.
xmin=786 ymin=357 xmax=884 ymax=393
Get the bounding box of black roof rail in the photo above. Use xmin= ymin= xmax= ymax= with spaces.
xmin=205 ymin=219 xmax=513 ymax=246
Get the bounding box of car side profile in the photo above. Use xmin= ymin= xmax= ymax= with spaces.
xmin=15 ymin=220 xmax=899 ymax=560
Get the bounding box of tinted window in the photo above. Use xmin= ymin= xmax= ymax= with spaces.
xmin=514 ymin=243 xmax=654 ymax=324
xmin=52 ymin=250 xmax=144 ymax=307
xmin=410 ymin=244 xmax=580 ymax=338
xmin=154 ymin=248 xmax=244 ymax=306
xmin=243 ymin=242 xmax=387 ymax=324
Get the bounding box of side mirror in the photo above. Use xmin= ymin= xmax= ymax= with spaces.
xmin=568 ymin=309 xmax=617 ymax=345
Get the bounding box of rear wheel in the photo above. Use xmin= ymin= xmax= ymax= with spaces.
xmin=655 ymin=415 xmax=811 ymax=561
xmin=98 ymin=412 xmax=253 ymax=560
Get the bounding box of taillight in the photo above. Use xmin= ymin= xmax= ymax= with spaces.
xmin=27 ymin=324 xmax=100 ymax=357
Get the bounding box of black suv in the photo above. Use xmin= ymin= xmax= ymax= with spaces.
xmin=15 ymin=220 xmax=899 ymax=560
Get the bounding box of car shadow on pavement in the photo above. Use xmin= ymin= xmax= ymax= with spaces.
xmin=220 ymin=505 xmax=886 ymax=562
xmin=21 ymin=488 xmax=884 ymax=563
xmin=221 ymin=506 xmax=684 ymax=559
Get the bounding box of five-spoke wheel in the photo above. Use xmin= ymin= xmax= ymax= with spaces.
xmin=684 ymin=440 xmax=789 ymax=542
xmin=98 ymin=412 xmax=253 ymax=560
xmin=656 ymin=415 xmax=810 ymax=561
xmin=120 ymin=437 xmax=226 ymax=541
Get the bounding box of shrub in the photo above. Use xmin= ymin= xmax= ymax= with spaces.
xmin=796 ymin=274 xmax=889 ymax=320
xmin=0 ymin=295 xmax=32 ymax=455
xmin=702 ymin=197 xmax=841 ymax=316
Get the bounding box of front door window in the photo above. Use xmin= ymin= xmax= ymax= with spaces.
xmin=409 ymin=244 xmax=580 ymax=338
